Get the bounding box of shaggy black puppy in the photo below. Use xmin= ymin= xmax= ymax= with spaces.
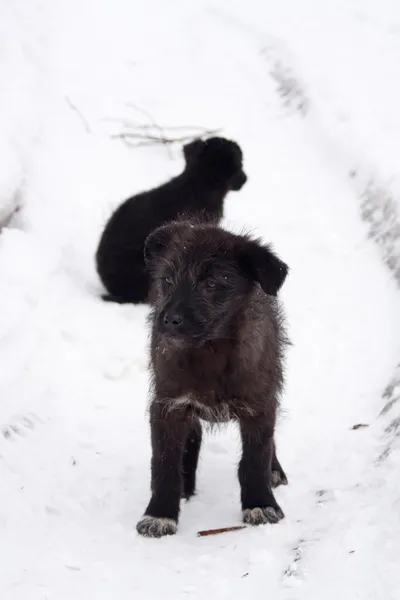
xmin=95 ymin=137 xmax=247 ymax=304
xmin=136 ymin=220 xmax=289 ymax=538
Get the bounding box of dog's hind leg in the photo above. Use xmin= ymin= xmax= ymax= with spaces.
xmin=271 ymin=440 xmax=288 ymax=488
xmin=181 ymin=418 xmax=202 ymax=500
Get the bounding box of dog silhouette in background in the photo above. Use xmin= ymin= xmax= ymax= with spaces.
xmin=96 ymin=137 xmax=247 ymax=304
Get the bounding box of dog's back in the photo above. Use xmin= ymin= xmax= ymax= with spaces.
xmin=95 ymin=137 xmax=247 ymax=304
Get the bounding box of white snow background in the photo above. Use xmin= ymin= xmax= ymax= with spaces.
xmin=1 ymin=0 xmax=400 ymax=598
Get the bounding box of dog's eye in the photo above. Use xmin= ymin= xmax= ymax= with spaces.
xmin=163 ymin=277 xmax=173 ymax=285
xmin=205 ymin=280 xmax=217 ymax=289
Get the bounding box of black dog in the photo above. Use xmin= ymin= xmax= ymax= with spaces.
xmin=95 ymin=137 xmax=247 ymax=304
xmin=136 ymin=220 xmax=289 ymax=538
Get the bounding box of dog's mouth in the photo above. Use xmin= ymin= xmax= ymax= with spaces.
xmin=160 ymin=330 xmax=209 ymax=349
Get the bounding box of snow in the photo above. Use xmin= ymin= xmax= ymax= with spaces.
xmin=1 ymin=1 xmax=399 ymax=598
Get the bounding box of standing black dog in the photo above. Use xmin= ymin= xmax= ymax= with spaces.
xmin=136 ymin=219 xmax=289 ymax=538
xmin=96 ymin=137 xmax=247 ymax=304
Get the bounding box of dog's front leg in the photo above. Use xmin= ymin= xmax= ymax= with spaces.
xmin=137 ymin=401 xmax=187 ymax=538
xmin=238 ymin=417 xmax=285 ymax=526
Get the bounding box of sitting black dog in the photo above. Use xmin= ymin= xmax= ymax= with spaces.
xmin=136 ymin=219 xmax=289 ymax=538
xmin=95 ymin=137 xmax=247 ymax=304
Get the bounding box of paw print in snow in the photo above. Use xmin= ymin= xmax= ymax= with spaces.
xmin=2 ymin=413 xmax=41 ymax=442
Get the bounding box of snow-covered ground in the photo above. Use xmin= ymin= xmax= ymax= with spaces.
xmin=1 ymin=1 xmax=400 ymax=598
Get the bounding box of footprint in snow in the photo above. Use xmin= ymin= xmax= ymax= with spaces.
xmin=2 ymin=413 xmax=41 ymax=442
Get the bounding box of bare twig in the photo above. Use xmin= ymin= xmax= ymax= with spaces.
xmin=125 ymin=102 xmax=168 ymax=143
xmin=105 ymin=103 xmax=220 ymax=154
xmin=65 ymin=96 xmax=92 ymax=134
xmin=103 ymin=120 xmax=219 ymax=133
xmin=111 ymin=129 xmax=219 ymax=148
xmin=111 ymin=130 xmax=217 ymax=146
xmin=197 ymin=525 xmax=246 ymax=537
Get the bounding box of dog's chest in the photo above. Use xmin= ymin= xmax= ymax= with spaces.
xmin=157 ymin=342 xmax=233 ymax=392
xmin=166 ymin=392 xmax=255 ymax=423
xmin=171 ymin=394 xmax=232 ymax=423
xmin=155 ymin=342 xmax=256 ymax=421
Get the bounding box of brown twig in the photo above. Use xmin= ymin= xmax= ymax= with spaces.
xmin=197 ymin=525 xmax=246 ymax=537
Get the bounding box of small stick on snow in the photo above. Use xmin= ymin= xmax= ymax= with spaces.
xmin=65 ymin=96 xmax=92 ymax=134
xmin=197 ymin=525 xmax=246 ymax=537
xmin=111 ymin=129 xmax=221 ymax=146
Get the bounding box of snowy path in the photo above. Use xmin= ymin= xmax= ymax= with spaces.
xmin=1 ymin=1 xmax=399 ymax=599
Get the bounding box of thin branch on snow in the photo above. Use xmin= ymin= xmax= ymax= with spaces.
xmin=197 ymin=525 xmax=246 ymax=537
xmin=125 ymin=102 xmax=169 ymax=145
xmin=105 ymin=103 xmax=221 ymax=155
xmin=111 ymin=129 xmax=221 ymax=147
xmin=65 ymin=96 xmax=92 ymax=134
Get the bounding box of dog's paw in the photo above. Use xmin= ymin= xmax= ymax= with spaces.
xmin=136 ymin=515 xmax=177 ymax=538
xmin=271 ymin=469 xmax=288 ymax=488
xmin=243 ymin=506 xmax=285 ymax=525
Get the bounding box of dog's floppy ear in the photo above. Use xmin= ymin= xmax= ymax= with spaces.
xmin=237 ymin=238 xmax=288 ymax=296
xmin=144 ymin=225 xmax=173 ymax=267
xmin=183 ymin=138 xmax=205 ymax=164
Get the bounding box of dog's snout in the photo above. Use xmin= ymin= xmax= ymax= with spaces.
xmin=230 ymin=170 xmax=247 ymax=191
xmin=163 ymin=311 xmax=184 ymax=328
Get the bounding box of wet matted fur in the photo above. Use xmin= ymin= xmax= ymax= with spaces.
xmin=95 ymin=137 xmax=247 ymax=305
xmin=136 ymin=220 xmax=290 ymax=538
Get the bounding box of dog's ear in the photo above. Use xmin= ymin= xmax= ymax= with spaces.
xmin=144 ymin=225 xmax=173 ymax=267
xmin=230 ymin=169 xmax=247 ymax=191
xmin=183 ymin=138 xmax=205 ymax=164
xmin=237 ymin=239 xmax=288 ymax=296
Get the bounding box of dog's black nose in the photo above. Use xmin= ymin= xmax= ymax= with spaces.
xmin=163 ymin=312 xmax=183 ymax=328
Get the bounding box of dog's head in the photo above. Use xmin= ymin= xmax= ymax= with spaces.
xmin=144 ymin=221 xmax=288 ymax=348
xmin=183 ymin=137 xmax=247 ymax=191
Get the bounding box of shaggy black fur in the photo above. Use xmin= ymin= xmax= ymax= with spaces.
xmin=95 ymin=137 xmax=247 ymax=304
xmin=136 ymin=220 xmax=289 ymax=538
